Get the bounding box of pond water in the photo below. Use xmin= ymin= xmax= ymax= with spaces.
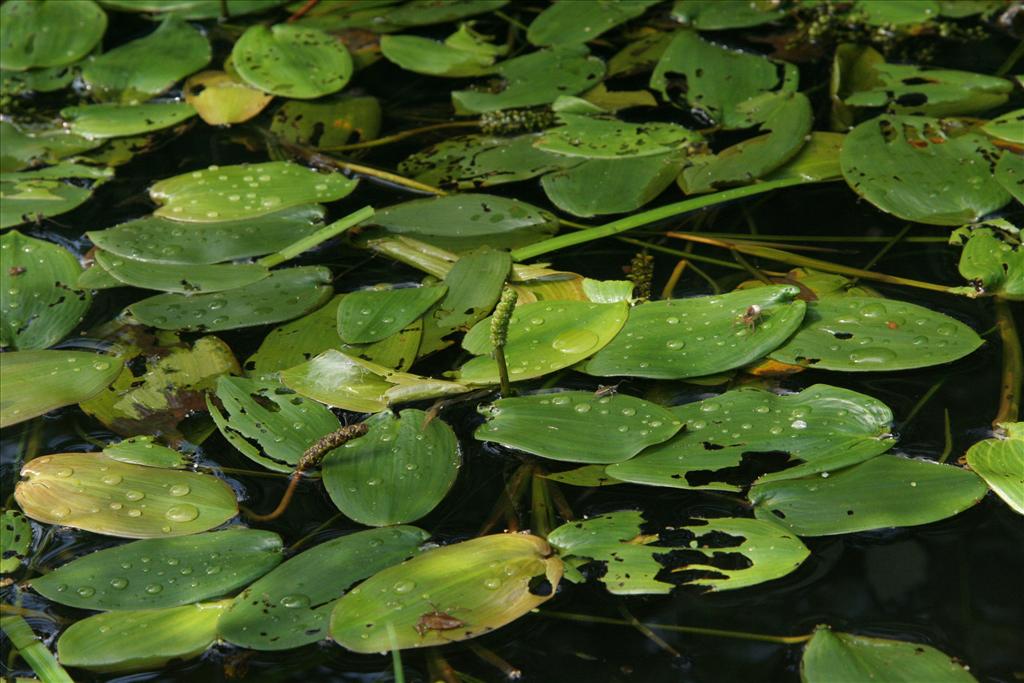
xmin=2 ymin=2 xmax=1022 ymax=682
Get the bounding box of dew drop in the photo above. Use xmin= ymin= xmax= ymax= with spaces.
xmin=165 ymin=504 xmax=199 ymax=522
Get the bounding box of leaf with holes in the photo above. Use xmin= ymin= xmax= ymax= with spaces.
xmin=843 ymin=63 xmax=1011 ymax=118
xmin=103 ymin=436 xmax=191 ymax=469
xmin=965 ymin=423 xmax=1023 ymax=515
xmin=1 ymin=510 xmax=32 ymax=574
xmin=475 ymin=391 xmax=682 ymax=464
xmin=749 ymin=456 xmax=987 ymax=536
xmin=184 ymin=70 xmax=274 ymax=125
xmin=527 ymin=0 xmax=657 ymax=46
xmin=535 ymin=114 xmax=700 ymax=160
xmin=15 ymin=452 xmax=237 ymax=538
xmin=95 ymin=250 xmax=269 ymax=293
xmin=232 ymin=24 xmax=353 ymax=99
xmin=1 ymin=230 xmax=90 ymax=350
xmin=32 ymin=529 xmax=282 ymax=610
xmin=950 ymin=220 xmax=1023 ymax=300
xmin=208 ymin=375 xmax=339 ymax=472
xmin=608 ymin=385 xmax=895 ymax=491
xmin=584 ymin=285 xmax=805 ymax=379
xmin=323 ymin=409 xmax=460 ymax=526
xmin=1 ymin=350 xmax=123 ymax=428
xmin=330 ymin=534 xmax=562 ymax=652
xmin=270 ymin=96 xmax=381 ymax=148
xmin=982 ymin=108 xmax=1024 ymax=144
xmin=769 ymin=296 xmax=983 ymax=371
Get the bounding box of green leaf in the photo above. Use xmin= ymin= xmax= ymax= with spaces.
xmin=764 ymin=131 xmax=844 ymax=183
xmin=372 ymin=0 xmax=508 ymax=27
xmin=370 ymin=194 xmax=559 ymax=252
xmin=535 ymin=114 xmax=700 ymax=159
xmin=680 ymin=92 xmax=813 ymax=194
xmin=270 ymin=96 xmax=381 ymax=148
xmin=330 ymin=533 xmax=562 ymax=652
xmin=769 ymin=296 xmax=983 ymax=371
xmin=219 ymin=526 xmax=428 ymax=650
xmin=452 ymin=45 xmax=605 ymax=114
xmin=543 ymin=464 xmax=624 ymax=487
xmin=0 ymin=163 xmax=112 ymax=229
xmin=0 ymin=0 xmax=107 ymax=71
xmin=232 ymin=24 xmax=353 ymax=99
xmin=88 ymin=204 xmax=327 ymax=265
xmin=749 ymin=456 xmax=987 ymax=536
xmin=982 ymin=108 xmax=1024 ymax=144
xmin=951 ymin=220 xmax=1023 ymax=300
xmin=840 ymin=114 xmax=1011 ymax=226
xmin=459 ymin=300 xmax=629 ymax=384
xmin=380 ymin=34 xmax=495 ymax=77
xmin=801 ymin=627 xmax=977 ymax=683
xmin=1 ymin=510 xmax=32 ymax=574
xmin=184 ymin=70 xmax=274 ymax=126
xmin=31 ymin=529 xmax=282 ymax=610
xmin=323 ymin=409 xmax=460 ymax=525
xmin=95 ymin=250 xmax=269 ymax=293
xmin=844 ymin=63 xmax=1011 ymax=118
xmin=671 ymin=0 xmax=784 ymax=29
xmin=1 ymin=230 xmax=90 ymax=350
xmin=541 ymin=148 xmax=687 ymax=217
xmin=965 ymin=424 xmax=1023 ymax=515
xmin=608 ymin=385 xmax=895 ymax=491
xmin=475 ymin=391 xmax=682 ymax=464
xmin=245 ymin=293 xmax=343 ymax=377
xmin=527 ymin=0 xmax=658 ymax=46
xmin=0 ymin=350 xmax=123 ymax=428
xmin=100 ymin=0 xmax=286 ymax=18
xmin=584 ymin=285 xmax=805 ymax=379
xmin=994 ymin=148 xmax=1023 ymax=204
xmin=0 ymin=121 xmax=102 ymax=173
xmin=280 ymin=349 xmax=390 ymax=412
xmin=149 ymin=162 xmax=356 ymax=222
xmin=81 ymin=16 xmax=211 ymax=103
xmin=651 ymin=30 xmax=795 ymax=130
xmin=853 ymin=0 xmax=940 ymax=25
xmin=15 ymin=452 xmax=238 ymax=538
xmin=103 ymin=436 xmax=191 ymax=469
xmin=61 ymin=102 xmax=197 ymax=139
xmin=57 ymin=602 xmax=227 ymax=673
xmin=209 ymin=376 xmax=339 ymax=472
xmin=127 ymin=266 xmax=333 ymax=331
xmin=337 ymin=284 xmax=447 ymax=344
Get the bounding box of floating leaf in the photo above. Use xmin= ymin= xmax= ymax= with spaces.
xmin=57 ymin=602 xmax=226 ymax=673
xmin=280 ymin=349 xmax=390 ymax=412
xmin=475 ymin=391 xmax=682 ymax=464
xmin=965 ymin=424 xmax=1023 ymax=515
xmin=844 ymin=63 xmax=1011 ymax=118
xmin=95 ymin=250 xmax=269 ymax=293
xmin=149 ymin=162 xmax=356 ymax=222
xmin=368 ymin=0 xmax=508 ymax=28
xmin=245 ymin=294 xmax=343 ymax=377
xmin=15 ymin=452 xmax=238 ymax=538
xmin=543 ymin=464 xmax=624 ymax=487
xmin=982 ymin=108 xmax=1024 ymax=144
xmin=995 ymin=148 xmax=1023 ymax=204
xmin=323 ymin=409 xmax=460 ymax=526
xmin=80 ymin=333 xmax=239 ymax=439
xmin=671 ymin=0 xmax=784 ymax=29
xmin=128 ymin=266 xmax=333 ymax=331
xmin=0 ymin=163 xmax=112 ymax=229
xmin=220 ymin=526 xmax=428 ymax=651
xmin=270 ymin=96 xmax=382 ymax=148
xmin=0 ymin=0 xmax=107 ymax=71
xmin=535 ymin=114 xmax=699 ymax=159
xmin=209 ymin=376 xmax=339 ymax=472
xmin=453 ymin=45 xmax=605 ymax=114
xmin=1 ymin=230 xmax=90 ymax=350
xmin=0 ymin=350 xmax=123 ymax=428
xmin=527 ymin=0 xmax=658 ymax=46
xmin=749 ymin=456 xmax=987 ymax=536
xmin=61 ymin=102 xmax=196 ymax=139
xmin=99 ymin=0 xmax=286 ymax=19
xmin=32 ymin=529 xmax=282 ymax=610
xmin=459 ymin=300 xmax=629 ymax=384
xmin=370 ymin=194 xmax=559 ymax=252
xmin=840 ymin=114 xmax=1010 ymax=226
xmin=337 ymin=284 xmax=447 ymax=344
xmin=584 ymin=285 xmax=805 ymax=379
xmin=853 ymin=0 xmax=940 ymax=25
xmin=801 ymin=627 xmax=977 ymax=683
xmin=764 ymin=131 xmax=844 ymax=183
xmin=184 ymin=70 xmax=274 ymax=125
xmin=380 ymin=33 xmax=496 ymax=77
xmin=342 ymin=318 xmax=422 ymax=371
xmin=950 ymin=220 xmax=1023 ymax=300
xmin=232 ymin=24 xmax=353 ymax=99
xmin=651 ymin=30 xmax=795 ymax=130
xmin=88 ymin=204 xmax=326 ymax=265
xmin=1 ymin=510 xmax=32 ymax=574
xmin=680 ymin=92 xmax=812 ymax=194
xmin=330 ymin=533 xmax=562 ymax=652
xmin=103 ymin=436 xmax=191 ymax=469
xmin=0 ymin=121 xmax=101 ymax=173
xmin=81 ymin=16 xmax=210 ymax=102
xmin=769 ymin=296 xmax=983 ymax=371
xmin=608 ymin=385 xmax=895 ymax=491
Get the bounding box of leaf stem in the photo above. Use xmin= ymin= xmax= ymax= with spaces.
xmin=1 ymin=615 xmax=74 ymax=683
xmin=320 ymin=121 xmax=479 ymax=152
xmin=537 ymin=610 xmax=812 ymax=645
xmin=509 ymin=178 xmax=813 ymax=261
xmin=258 ymin=206 xmax=374 ymax=268
xmin=994 ymin=299 xmax=1022 ymax=427
xmin=938 ymin=409 xmax=954 ymax=464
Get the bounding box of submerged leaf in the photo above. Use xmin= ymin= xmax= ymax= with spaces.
xmin=1 ymin=350 xmax=123 ymax=428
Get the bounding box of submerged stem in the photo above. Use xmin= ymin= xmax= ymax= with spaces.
xmin=258 ymin=206 xmax=373 ymax=268
xmin=994 ymin=299 xmax=1022 ymax=427
xmin=538 ymin=610 xmax=812 ymax=645
xmin=320 ymin=121 xmax=479 ymax=152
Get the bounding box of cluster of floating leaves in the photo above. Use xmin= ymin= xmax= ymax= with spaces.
xmin=0 ymin=1 xmax=1021 ymax=681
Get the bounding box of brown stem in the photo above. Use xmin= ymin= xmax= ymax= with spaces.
xmin=320 ymin=121 xmax=479 ymax=152
xmin=287 ymin=0 xmax=318 ymax=22
xmin=468 ymin=642 xmax=522 ymax=679
xmin=478 ymin=462 xmax=533 ymax=536
xmin=994 ymin=299 xmax=1022 ymax=427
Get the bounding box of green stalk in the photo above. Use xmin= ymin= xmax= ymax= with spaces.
xmin=538 ymin=610 xmax=812 ymax=645
xmin=688 ymin=233 xmax=949 ymax=244
xmin=1 ymin=615 xmax=74 ymax=683
xmin=530 ymin=471 xmax=555 ymax=538
xmin=258 ymin=205 xmax=373 ymax=268
xmin=491 ymin=288 xmax=518 ymax=397
xmin=510 ymin=178 xmax=812 ymax=261
xmin=994 ymin=299 xmax=1022 ymax=427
